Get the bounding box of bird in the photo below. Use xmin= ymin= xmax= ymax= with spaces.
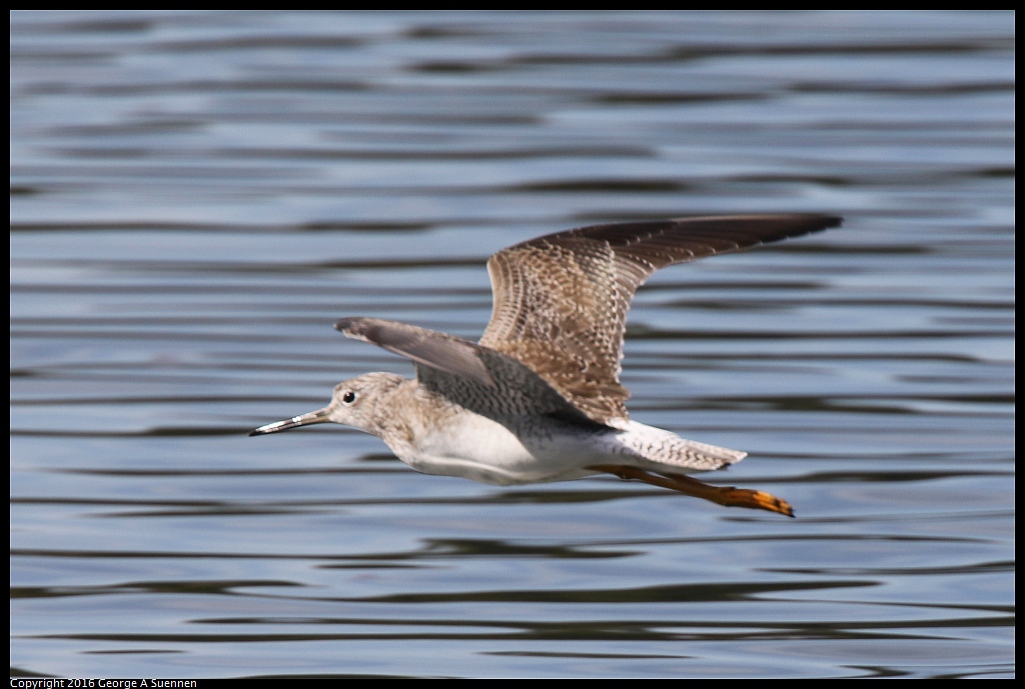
xmin=250 ymin=214 xmax=841 ymax=516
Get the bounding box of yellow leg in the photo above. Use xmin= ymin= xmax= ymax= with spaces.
xmin=587 ymin=464 xmax=794 ymax=517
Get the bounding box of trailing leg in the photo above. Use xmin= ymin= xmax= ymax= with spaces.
xmin=588 ymin=464 xmax=794 ymax=517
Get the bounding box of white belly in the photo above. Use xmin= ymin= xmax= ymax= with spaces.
xmin=385 ymin=412 xmax=623 ymax=486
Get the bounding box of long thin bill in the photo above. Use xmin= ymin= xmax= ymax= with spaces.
xmin=249 ymin=408 xmax=331 ymax=436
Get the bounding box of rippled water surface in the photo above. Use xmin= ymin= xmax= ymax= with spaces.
xmin=10 ymin=11 xmax=1014 ymax=679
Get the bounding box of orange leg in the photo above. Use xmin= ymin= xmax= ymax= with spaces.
xmin=588 ymin=464 xmax=794 ymax=517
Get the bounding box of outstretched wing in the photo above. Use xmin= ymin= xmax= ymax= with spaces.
xmin=479 ymin=214 xmax=842 ymax=424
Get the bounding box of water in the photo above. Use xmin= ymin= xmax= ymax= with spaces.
xmin=10 ymin=11 xmax=1014 ymax=678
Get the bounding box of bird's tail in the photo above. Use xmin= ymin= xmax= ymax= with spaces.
xmin=618 ymin=421 xmax=747 ymax=472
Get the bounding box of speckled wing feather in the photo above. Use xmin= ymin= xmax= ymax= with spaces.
xmin=478 ymin=214 xmax=842 ymax=424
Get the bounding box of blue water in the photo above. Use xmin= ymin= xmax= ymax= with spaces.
xmin=10 ymin=11 xmax=1014 ymax=678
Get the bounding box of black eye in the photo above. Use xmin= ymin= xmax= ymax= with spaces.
xmin=342 ymin=390 xmax=356 ymax=404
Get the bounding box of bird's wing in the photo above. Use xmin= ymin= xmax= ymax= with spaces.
xmin=335 ymin=317 xmax=599 ymax=426
xmin=479 ymin=213 xmax=842 ymax=424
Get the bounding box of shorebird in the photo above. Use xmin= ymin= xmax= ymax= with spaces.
xmin=251 ymin=214 xmax=841 ymax=516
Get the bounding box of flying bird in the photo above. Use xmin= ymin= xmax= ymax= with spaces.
xmin=251 ymin=214 xmax=841 ymax=516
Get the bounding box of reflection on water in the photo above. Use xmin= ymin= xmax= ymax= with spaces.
xmin=10 ymin=10 xmax=1014 ymax=679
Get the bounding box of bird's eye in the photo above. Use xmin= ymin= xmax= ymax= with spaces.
xmin=342 ymin=391 xmax=357 ymax=405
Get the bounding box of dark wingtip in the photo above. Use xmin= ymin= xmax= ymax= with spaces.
xmin=820 ymin=214 xmax=844 ymax=229
xmin=768 ymin=212 xmax=843 ymax=238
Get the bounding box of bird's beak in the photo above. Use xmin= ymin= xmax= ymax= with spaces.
xmin=249 ymin=408 xmax=332 ymax=436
